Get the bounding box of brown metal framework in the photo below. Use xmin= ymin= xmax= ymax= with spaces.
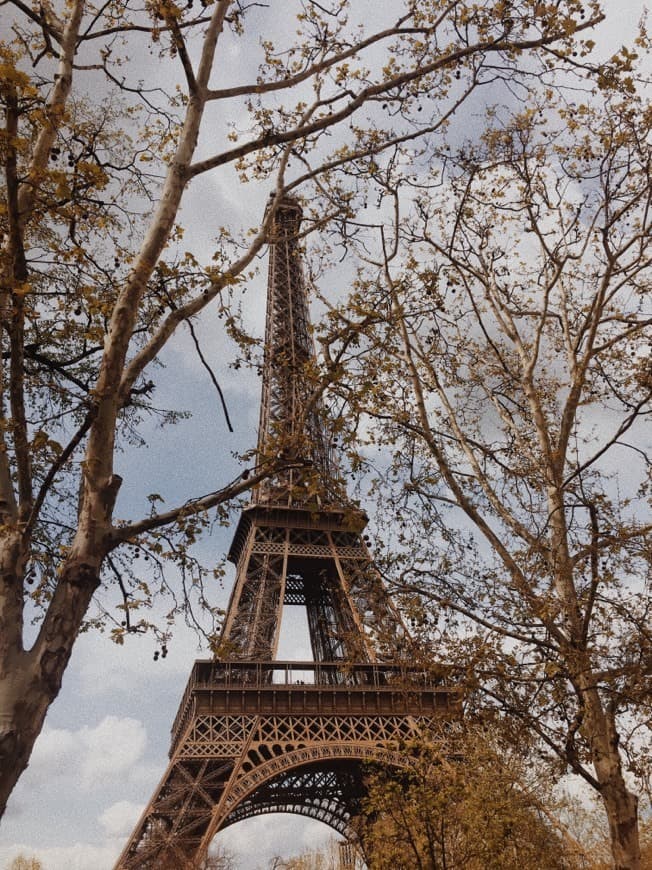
xmin=254 ymin=195 xmax=334 ymax=507
xmin=116 ymin=198 xmax=460 ymax=869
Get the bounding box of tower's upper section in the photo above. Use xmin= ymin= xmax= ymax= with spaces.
xmin=253 ymin=195 xmax=335 ymax=507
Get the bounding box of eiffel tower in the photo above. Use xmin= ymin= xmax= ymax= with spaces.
xmin=116 ymin=196 xmax=460 ymax=869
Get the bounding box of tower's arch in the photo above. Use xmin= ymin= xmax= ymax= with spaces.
xmin=221 ymin=759 xmax=367 ymax=838
xmin=220 ymin=745 xmax=413 ymax=837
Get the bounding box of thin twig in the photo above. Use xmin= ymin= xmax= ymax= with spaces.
xmin=186 ymin=319 xmax=233 ymax=432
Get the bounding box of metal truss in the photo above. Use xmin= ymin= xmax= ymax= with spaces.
xmin=221 ymin=511 xmax=405 ymax=664
xmin=254 ymin=195 xmax=334 ymax=507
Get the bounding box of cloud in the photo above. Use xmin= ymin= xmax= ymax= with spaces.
xmin=99 ymin=801 xmax=145 ymax=838
xmin=73 ymin=619 xmax=212 ymax=699
xmin=218 ymin=815 xmax=335 ymax=869
xmin=79 ymin=717 xmax=147 ymax=787
xmin=27 ymin=716 xmax=147 ymax=791
xmin=27 ymin=726 xmax=77 ymax=779
xmin=1 ymin=719 xmax=153 ymax=870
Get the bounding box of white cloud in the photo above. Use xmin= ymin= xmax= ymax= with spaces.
xmin=99 ymin=801 xmax=145 ymax=838
xmin=218 ymin=815 xmax=335 ymax=869
xmin=79 ymin=717 xmax=147 ymax=787
xmin=28 ymin=726 xmax=77 ymax=778
xmin=73 ymin=621 xmax=207 ymax=698
xmin=26 ymin=716 xmax=148 ymax=792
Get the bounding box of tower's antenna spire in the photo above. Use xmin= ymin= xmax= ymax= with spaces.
xmin=254 ymin=195 xmax=333 ymax=506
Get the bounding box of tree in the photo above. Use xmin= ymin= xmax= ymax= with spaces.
xmin=267 ymin=839 xmax=351 ymax=870
xmin=558 ymin=799 xmax=652 ymax=869
xmin=6 ymin=856 xmax=44 ymax=870
xmin=357 ymin=727 xmax=585 ymax=870
xmin=200 ymin=843 xmax=237 ymax=869
xmin=0 ymin=0 xmax=616 ymax=824
xmin=322 ymin=77 xmax=650 ymax=867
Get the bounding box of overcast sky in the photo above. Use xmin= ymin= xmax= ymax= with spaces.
xmin=1 ymin=1 xmax=650 ymax=868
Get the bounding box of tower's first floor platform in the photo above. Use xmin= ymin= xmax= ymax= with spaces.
xmin=116 ymin=660 xmax=461 ymax=869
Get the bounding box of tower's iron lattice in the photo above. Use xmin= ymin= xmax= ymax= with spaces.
xmin=116 ymin=197 xmax=460 ymax=869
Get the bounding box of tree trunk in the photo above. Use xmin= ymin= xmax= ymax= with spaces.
xmin=0 ymin=527 xmax=29 ymax=816
xmin=0 ymin=557 xmax=101 ymax=818
xmin=580 ymin=679 xmax=641 ymax=869
xmin=0 ymin=656 xmax=52 ymax=818
xmin=601 ymin=779 xmax=640 ymax=870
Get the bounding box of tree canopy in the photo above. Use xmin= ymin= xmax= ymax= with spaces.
xmin=357 ymin=728 xmax=584 ymax=869
xmin=320 ymin=67 xmax=650 ymax=869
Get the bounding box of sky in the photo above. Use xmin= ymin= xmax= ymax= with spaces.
xmin=1 ymin=1 xmax=650 ymax=868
